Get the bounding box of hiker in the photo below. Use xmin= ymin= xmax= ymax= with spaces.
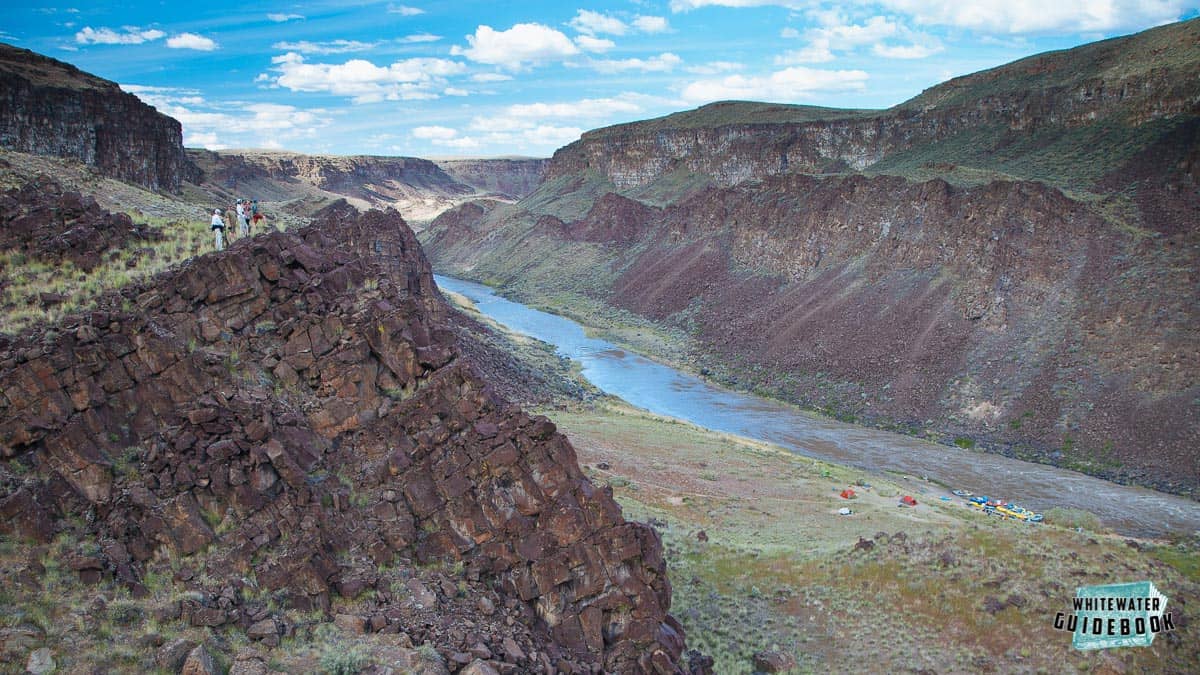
xmin=210 ymin=209 xmax=225 ymax=251
xmin=250 ymin=199 xmax=262 ymax=230
xmin=236 ymin=199 xmax=249 ymax=237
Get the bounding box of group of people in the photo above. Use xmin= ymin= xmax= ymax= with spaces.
xmin=210 ymin=198 xmax=263 ymax=251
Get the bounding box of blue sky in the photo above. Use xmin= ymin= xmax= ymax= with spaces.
xmin=3 ymin=1 xmax=1197 ymax=157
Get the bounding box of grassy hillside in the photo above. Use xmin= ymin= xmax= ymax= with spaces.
xmin=902 ymin=18 xmax=1200 ymax=111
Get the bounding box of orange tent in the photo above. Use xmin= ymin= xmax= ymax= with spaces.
xmin=840 ymin=489 xmax=857 ymax=499
xmin=899 ymin=495 xmax=917 ymax=506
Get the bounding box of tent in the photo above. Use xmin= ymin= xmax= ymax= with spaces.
xmin=840 ymin=489 xmax=857 ymax=499
xmin=899 ymin=495 xmax=918 ymax=506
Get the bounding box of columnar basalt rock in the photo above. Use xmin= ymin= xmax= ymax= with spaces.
xmin=0 ymin=202 xmax=697 ymax=673
xmin=0 ymin=43 xmax=196 ymax=191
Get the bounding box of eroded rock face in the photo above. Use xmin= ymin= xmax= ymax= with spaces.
xmin=0 ymin=174 xmax=162 ymax=271
xmin=0 ymin=43 xmax=196 ymax=191
xmin=0 ymin=202 xmax=693 ymax=673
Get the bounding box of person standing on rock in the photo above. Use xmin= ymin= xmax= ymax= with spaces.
xmin=236 ymin=199 xmax=249 ymax=237
xmin=210 ymin=208 xmax=226 ymax=251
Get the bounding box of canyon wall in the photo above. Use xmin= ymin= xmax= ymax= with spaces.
xmin=0 ymin=43 xmax=195 ymax=191
xmin=434 ymin=158 xmax=549 ymax=200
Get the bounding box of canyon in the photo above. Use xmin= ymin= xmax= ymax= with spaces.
xmin=421 ymin=18 xmax=1200 ymax=497
xmin=188 ymin=150 xmax=546 ymax=223
xmin=0 ymin=17 xmax=1197 ymax=674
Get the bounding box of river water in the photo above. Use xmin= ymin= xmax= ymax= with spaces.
xmin=435 ymin=274 xmax=1200 ymax=538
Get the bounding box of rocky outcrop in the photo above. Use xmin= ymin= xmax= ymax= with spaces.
xmin=0 ymin=174 xmax=161 ymax=271
xmin=0 ymin=43 xmax=196 ymax=191
xmin=0 ymin=203 xmax=696 ymax=673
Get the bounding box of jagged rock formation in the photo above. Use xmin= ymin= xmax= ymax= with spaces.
xmin=0 ymin=203 xmax=697 ymax=673
xmin=0 ymin=43 xmax=196 ymax=191
xmin=188 ymin=150 xmax=547 ymax=223
xmin=421 ymin=19 xmax=1200 ymax=496
xmin=0 ymin=174 xmax=161 ymax=272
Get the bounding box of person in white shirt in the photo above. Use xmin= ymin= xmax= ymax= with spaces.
xmin=210 ymin=209 xmax=226 ymax=251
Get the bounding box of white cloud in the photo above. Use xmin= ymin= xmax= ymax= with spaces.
xmin=388 ymin=4 xmax=424 ymax=15
xmin=272 ymin=39 xmax=377 ymax=54
xmin=265 ymin=53 xmax=467 ymax=103
xmin=775 ymin=43 xmax=834 ymax=64
xmin=443 ymin=87 xmax=469 ymax=96
xmin=685 ymin=61 xmax=743 ymax=74
xmin=872 ymin=42 xmax=942 ymax=58
xmin=400 ymin=33 xmax=442 ymax=43
xmin=185 ymin=131 xmax=223 ymax=149
xmin=671 ymin=0 xmax=1190 ymax=34
xmin=576 ymin=35 xmax=616 ymax=53
xmin=681 ymin=66 xmax=869 ymax=103
xmin=122 ymin=84 xmax=331 ymax=150
xmin=879 ymin=0 xmax=1191 ymax=34
xmin=780 ymin=26 xmax=800 ymax=38
xmin=520 ymin=125 xmax=583 ymax=147
xmin=569 ymin=9 xmax=628 ymax=35
xmin=166 ymin=33 xmax=218 ymax=51
xmin=462 ymin=92 xmax=653 ymax=152
xmin=75 ymin=26 xmax=164 ymax=45
xmin=451 ymin=23 xmax=579 ymax=70
xmin=267 ymin=13 xmax=304 ymax=22
xmin=670 ymin=0 xmax=807 ymax=10
xmin=776 ymin=15 xmax=900 ymax=64
xmin=590 ymin=52 xmax=682 ymax=73
xmin=413 ymin=125 xmax=458 ymax=140
xmin=411 ymin=125 xmax=481 ymax=150
xmin=471 ymin=72 xmax=513 ymax=82
xmin=632 ymin=15 xmax=671 ymax=33
xmin=505 ymin=95 xmax=645 ymax=120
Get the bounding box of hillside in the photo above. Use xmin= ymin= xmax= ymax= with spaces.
xmin=0 ymin=199 xmax=702 ymax=673
xmin=421 ymin=19 xmax=1200 ymax=496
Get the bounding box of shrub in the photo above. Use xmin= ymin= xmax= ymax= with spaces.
xmin=319 ymin=642 xmax=369 ymax=675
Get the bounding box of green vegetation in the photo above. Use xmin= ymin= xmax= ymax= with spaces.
xmin=318 ymin=641 xmax=370 ymax=675
xmin=584 ymin=101 xmax=878 ymax=138
xmin=901 ymin=19 xmax=1200 ymax=110
xmin=866 ymin=116 xmax=1189 ymax=193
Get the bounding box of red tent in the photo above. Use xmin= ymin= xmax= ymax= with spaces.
xmin=900 ymin=495 xmax=917 ymax=506
xmin=840 ymin=489 xmax=857 ymax=499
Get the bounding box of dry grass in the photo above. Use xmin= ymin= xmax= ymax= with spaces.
xmin=549 ymin=402 xmax=1200 ymax=674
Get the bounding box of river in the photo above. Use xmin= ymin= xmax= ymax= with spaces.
xmin=435 ymin=274 xmax=1200 ymax=538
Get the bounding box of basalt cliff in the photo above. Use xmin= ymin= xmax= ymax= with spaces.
xmin=0 ymin=196 xmax=700 ymax=673
xmin=0 ymin=43 xmax=196 ymax=192
xmin=422 ymin=19 xmax=1200 ymax=496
